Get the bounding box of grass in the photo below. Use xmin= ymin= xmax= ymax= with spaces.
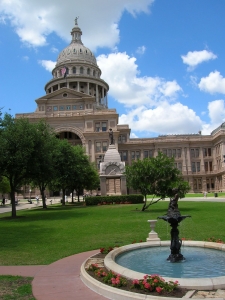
xmin=0 ymin=275 xmax=34 ymax=299
xmin=0 ymin=201 xmax=225 ymax=266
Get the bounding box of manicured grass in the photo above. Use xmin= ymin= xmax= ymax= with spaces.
xmin=0 ymin=201 xmax=225 ymax=265
xmin=0 ymin=275 xmax=34 ymax=299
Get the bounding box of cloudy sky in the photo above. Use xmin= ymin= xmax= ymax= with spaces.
xmin=1 ymin=0 xmax=225 ymax=138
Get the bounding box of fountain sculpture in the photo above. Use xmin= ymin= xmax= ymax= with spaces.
xmin=158 ymin=188 xmax=191 ymax=262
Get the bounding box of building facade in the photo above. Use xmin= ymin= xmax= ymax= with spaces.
xmin=16 ymin=20 xmax=225 ymax=195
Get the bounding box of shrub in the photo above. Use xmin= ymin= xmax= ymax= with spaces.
xmin=85 ymin=194 xmax=144 ymax=206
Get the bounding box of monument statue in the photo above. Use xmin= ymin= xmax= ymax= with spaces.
xmin=109 ymin=128 xmax=114 ymax=145
xmin=75 ymin=16 xmax=79 ymax=25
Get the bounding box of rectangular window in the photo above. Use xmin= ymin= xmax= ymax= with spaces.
xmin=168 ymin=149 xmax=172 ymax=157
xmin=53 ymin=106 xmax=58 ymax=111
xmin=59 ymin=106 xmax=64 ymax=111
xmin=178 ymin=162 xmax=182 ymax=172
xmin=144 ymin=150 xmax=149 ymax=158
xmin=72 ymin=105 xmax=77 ymax=110
xmin=136 ymin=151 xmax=140 ymax=160
xmin=96 ymin=142 xmax=101 ymax=152
xmin=102 ymin=141 xmax=108 ymax=152
xmin=122 ymin=135 xmax=126 ymax=143
xmin=122 ymin=151 xmax=127 ymax=161
xmin=66 ymin=106 xmax=71 ymax=110
xmin=195 ymin=148 xmax=199 ymax=158
xmin=197 ymin=162 xmax=200 ymax=172
xmin=102 ymin=122 xmax=107 ymax=132
xmin=205 ymin=162 xmax=208 ymax=171
xmin=149 ymin=149 xmax=154 ymax=157
xmin=192 ymin=162 xmax=196 ymax=172
xmin=80 ymin=105 xmax=83 ymax=109
xmin=191 ymin=149 xmax=195 ymax=158
xmin=95 ymin=123 xmax=100 ymax=132
xmin=177 ymin=149 xmax=181 ymax=158
xmin=173 ymin=149 xmax=176 ymax=157
xmin=162 ymin=149 xmax=167 ymax=155
xmin=131 ymin=151 xmax=135 ymax=160
xmin=208 ymin=148 xmax=211 ymax=156
xmin=209 ymin=161 xmax=213 ymax=171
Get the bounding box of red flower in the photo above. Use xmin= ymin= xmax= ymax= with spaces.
xmin=156 ymin=286 xmax=163 ymax=293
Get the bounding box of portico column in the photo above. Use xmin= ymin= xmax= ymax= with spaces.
xmin=77 ymin=81 xmax=80 ymax=92
xmin=96 ymin=84 xmax=99 ymax=105
xmin=87 ymin=82 xmax=90 ymax=95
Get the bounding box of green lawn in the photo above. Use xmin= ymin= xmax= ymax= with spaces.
xmin=0 ymin=201 xmax=225 ymax=265
xmin=0 ymin=275 xmax=34 ymax=299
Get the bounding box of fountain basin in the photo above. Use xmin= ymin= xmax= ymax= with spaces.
xmin=104 ymin=241 xmax=225 ymax=290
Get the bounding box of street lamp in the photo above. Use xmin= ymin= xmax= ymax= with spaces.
xmin=29 ymin=189 xmax=31 ymax=203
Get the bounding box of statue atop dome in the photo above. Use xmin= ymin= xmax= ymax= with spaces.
xmin=75 ymin=16 xmax=79 ymax=26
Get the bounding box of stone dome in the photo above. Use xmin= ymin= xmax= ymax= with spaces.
xmin=56 ymin=20 xmax=97 ymax=66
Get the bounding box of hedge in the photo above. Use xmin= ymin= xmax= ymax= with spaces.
xmin=85 ymin=194 xmax=144 ymax=206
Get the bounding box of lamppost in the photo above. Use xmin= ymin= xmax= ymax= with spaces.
xmin=29 ymin=189 xmax=31 ymax=203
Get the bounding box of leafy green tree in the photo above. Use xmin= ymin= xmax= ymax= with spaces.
xmin=0 ymin=176 xmax=10 ymax=195
xmin=125 ymin=152 xmax=190 ymax=211
xmin=52 ymin=139 xmax=80 ymax=205
xmin=28 ymin=121 xmax=59 ymax=209
xmin=0 ymin=114 xmax=39 ymax=217
xmin=67 ymin=147 xmax=99 ymax=201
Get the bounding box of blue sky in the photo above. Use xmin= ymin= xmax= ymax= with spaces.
xmin=1 ymin=0 xmax=225 ymax=138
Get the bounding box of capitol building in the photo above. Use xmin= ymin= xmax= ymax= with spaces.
xmin=16 ymin=20 xmax=225 ymax=195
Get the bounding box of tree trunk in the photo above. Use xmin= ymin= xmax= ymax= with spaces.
xmin=40 ymin=188 xmax=47 ymax=209
xmin=62 ymin=189 xmax=66 ymax=205
xmin=141 ymin=194 xmax=147 ymax=211
xmin=10 ymin=190 xmax=17 ymax=218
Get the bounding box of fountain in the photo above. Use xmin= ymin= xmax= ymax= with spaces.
xmin=158 ymin=188 xmax=191 ymax=262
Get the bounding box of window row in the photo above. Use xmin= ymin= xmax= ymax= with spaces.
xmin=95 ymin=122 xmax=107 ymax=132
xmin=58 ymin=66 xmax=99 ymax=78
xmin=45 ymin=105 xmax=83 ymax=112
xmin=96 ymin=141 xmax=108 ymax=153
xmin=162 ymin=148 xmax=181 ymax=158
xmin=118 ymin=135 xmax=126 ymax=143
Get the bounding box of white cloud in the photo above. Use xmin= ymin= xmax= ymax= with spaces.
xmin=136 ymin=46 xmax=146 ymax=55
xmin=130 ymin=132 xmax=139 ymax=138
xmin=22 ymin=56 xmax=29 ymax=61
xmin=39 ymin=60 xmax=56 ymax=72
xmin=119 ymin=102 xmax=203 ymax=135
xmin=51 ymin=46 xmax=58 ymax=53
xmin=201 ymin=100 xmax=225 ymax=134
xmin=97 ymin=52 xmax=182 ymax=107
xmin=0 ymin=0 xmax=154 ymax=49
xmin=181 ymin=50 xmax=217 ymax=71
xmin=198 ymin=71 xmax=225 ymax=94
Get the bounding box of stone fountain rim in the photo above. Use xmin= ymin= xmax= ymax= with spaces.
xmin=104 ymin=240 xmax=225 ymax=290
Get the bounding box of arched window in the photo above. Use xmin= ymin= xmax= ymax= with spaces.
xmin=73 ymin=67 xmax=76 ymax=74
xmin=80 ymin=67 xmax=84 ymax=74
xmin=87 ymin=68 xmax=90 ymax=75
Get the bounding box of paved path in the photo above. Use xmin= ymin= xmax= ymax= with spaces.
xmin=0 ymin=251 xmax=106 ymax=300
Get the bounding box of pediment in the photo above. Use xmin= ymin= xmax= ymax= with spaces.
xmin=35 ymin=87 xmax=94 ymax=103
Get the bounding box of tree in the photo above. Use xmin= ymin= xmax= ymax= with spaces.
xmin=125 ymin=152 xmax=190 ymax=211
xmin=52 ymin=139 xmax=80 ymax=205
xmin=67 ymin=147 xmax=99 ymax=201
xmin=0 ymin=176 xmax=10 ymax=195
xmin=0 ymin=114 xmax=39 ymax=217
xmin=28 ymin=121 xmax=59 ymax=209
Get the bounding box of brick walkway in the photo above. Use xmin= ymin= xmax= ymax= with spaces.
xmin=0 ymin=250 xmax=106 ymax=300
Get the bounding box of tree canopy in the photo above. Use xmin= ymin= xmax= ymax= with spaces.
xmin=125 ymin=152 xmax=190 ymax=211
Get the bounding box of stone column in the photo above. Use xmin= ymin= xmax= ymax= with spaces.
xmin=120 ymin=175 xmax=127 ymax=195
xmin=77 ymin=81 xmax=80 ymax=92
xmin=100 ymin=176 xmax=107 ymax=196
xmin=96 ymin=84 xmax=99 ymax=105
xmin=87 ymin=82 xmax=90 ymax=95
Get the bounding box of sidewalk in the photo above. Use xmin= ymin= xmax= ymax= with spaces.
xmin=0 ymin=251 xmax=106 ymax=300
